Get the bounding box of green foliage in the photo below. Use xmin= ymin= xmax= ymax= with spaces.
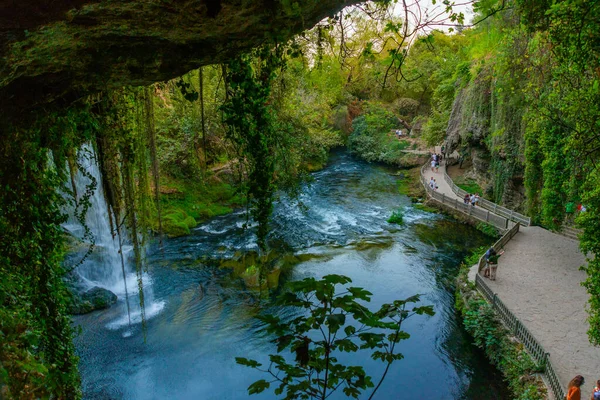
xmin=454 ymin=177 xmax=483 ymax=196
xmin=347 ymin=103 xmax=408 ymax=164
xmin=0 ymin=109 xmax=91 ymax=398
xmin=476 ymin=222 xmax=499 ymax=238
xmin=578 ymin=169 xmax=600 ymax=345
xmin=459 ymin=296 xmax=546 ymax=399
xmin=465 ymin=246 xmax=487 ymax=267
xmin=221 ymin=46 xmax=287 ymax=251
xmin=237 ymin=274 xmax=434 ymax=399
xmin=387 ymin=209 xmax=404 ymax=224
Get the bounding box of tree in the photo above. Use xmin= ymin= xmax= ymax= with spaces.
xmin=236 ymin=274 xmax=434 ymax=399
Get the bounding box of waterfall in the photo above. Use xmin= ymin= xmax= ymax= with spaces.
xmin=64 ymin=144 xmax=164 ymax=334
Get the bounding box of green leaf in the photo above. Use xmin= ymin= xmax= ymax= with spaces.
xmin=235 ymin=357 xmax=262 ymax=368
xmin=327 ymin=313 xmax=346 ymax=332
xmin=248 ymin=379 xmax=270 ymax=395
xmin=347 ymin=287 xmax=372 ymax=301
xmin=322 ymin=274 xmax=352 ymax=285
xmin=344 ymin=325 xmax=356 ymax=336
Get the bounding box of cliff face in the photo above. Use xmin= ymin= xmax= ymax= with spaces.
xmin=445 ymin=64 xmax=527 ymax=211
xmin=0 ymin=0 xmax=358 ymax=118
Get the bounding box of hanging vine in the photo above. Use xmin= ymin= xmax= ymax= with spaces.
xmin=221 ymin=45 xmax=286 ymax=252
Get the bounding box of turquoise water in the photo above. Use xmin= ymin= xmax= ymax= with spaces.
xmin=75 ymin=151 xmax=506 ymax=399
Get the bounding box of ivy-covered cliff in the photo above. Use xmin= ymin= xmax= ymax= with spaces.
xmin=430 ymin=0 xmax=600 ymax=344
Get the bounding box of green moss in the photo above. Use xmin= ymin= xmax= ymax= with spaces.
xmin=397 ymin=166 xmax=425 ymax=201
xmin=414 ymin=203 xmax=437 ymax=213
xmin=153 ymin=175 xmax=242 ymax=236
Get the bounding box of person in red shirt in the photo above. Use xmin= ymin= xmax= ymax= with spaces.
xmin=567 ymin=375 xmax=584 ymax=400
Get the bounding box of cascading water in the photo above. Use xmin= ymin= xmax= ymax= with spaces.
xmin=63 ymin=144 xmax=164 ymax=335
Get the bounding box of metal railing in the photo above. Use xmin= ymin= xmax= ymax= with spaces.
xmin=442 ymin=169 xmax=531 ymax=226
xmin=476 ymin=274 xmax=565 ymax=400
xmin=420 ymin=164 xmax=509 ymax=231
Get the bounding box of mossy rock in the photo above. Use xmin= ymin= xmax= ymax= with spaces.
xmin=161 ymin=209 xmax=197 ymax=237
xmin=70 ymin=286 xmax=117 ymax=315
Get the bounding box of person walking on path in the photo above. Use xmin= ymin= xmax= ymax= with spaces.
xmin=464 ymin=193 xmax=470 ymax=204
xmin=431 ymin=158 xmax=436 ymax=173
xmin=567 ymin=375 xmax=585 ymax=400
xmin=470 ymin=194 xmax=476 ymax=206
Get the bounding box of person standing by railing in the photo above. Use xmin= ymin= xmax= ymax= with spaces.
xmin=483 ymin=247 xmax=505 ymax=280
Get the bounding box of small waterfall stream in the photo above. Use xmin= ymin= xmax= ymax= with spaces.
xmin=64 ymin=144 xmax=164 ymax=335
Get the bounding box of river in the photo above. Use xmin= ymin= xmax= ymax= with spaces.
xmin=74 ymin=151 xmax=508 ymax=399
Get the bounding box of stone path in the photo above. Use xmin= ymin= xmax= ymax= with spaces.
xmin=419 ymin=154 xmax=599 ymax=396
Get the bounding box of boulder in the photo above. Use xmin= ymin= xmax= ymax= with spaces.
xmin=70 ymin=286 xmax=117 ymax=315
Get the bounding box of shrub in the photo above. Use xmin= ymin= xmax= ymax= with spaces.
xmin=387 ymin=209 xmax=404 ymax=224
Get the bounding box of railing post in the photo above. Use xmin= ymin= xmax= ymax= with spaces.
xmin=510 ymin=210 xmax=514 ymax=221
xmin=454 ymin=198 xmax=458 ymax=209
xmin=486 ymin=210 xmax=490 ymax=222
xmin=492 ymin=293 xmax=497 ymax=306
xmin=494 ymin=203 xmax=497 ymax=213
xmin=442 ymin=193 xmax=445 ymax=204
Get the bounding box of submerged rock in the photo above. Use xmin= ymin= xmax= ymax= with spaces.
xmin=70 ymin=286 xmax=117 ymax=315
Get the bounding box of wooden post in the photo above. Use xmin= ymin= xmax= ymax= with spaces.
xmin=486 ymin=210 xmax=490 ymax=222
xmin=510 ymin=210 xmax=514 ymax=221
xmin=494 ymin=203 xmax=497 ymax=213
xmin=442 ymin=193 xmax=445 ymax=204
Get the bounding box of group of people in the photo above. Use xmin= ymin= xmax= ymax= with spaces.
xmin=428 ymin=177 xmax=439 ymax=191
xmin=463 ymin=193 xmax=480 ymax=206
xmin=566 ymin=375 xmax=600 ymax=400
xmin=430 ymin=153 xmax=442 ymax=173
xmin=482 ymin=247 xmax=504 ymax=281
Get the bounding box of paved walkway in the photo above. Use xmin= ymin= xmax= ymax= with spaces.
xmin=485 ymin=227 xmax=596 ymax=395
xmin=419 ymin=155 xmax=599 ymax=396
